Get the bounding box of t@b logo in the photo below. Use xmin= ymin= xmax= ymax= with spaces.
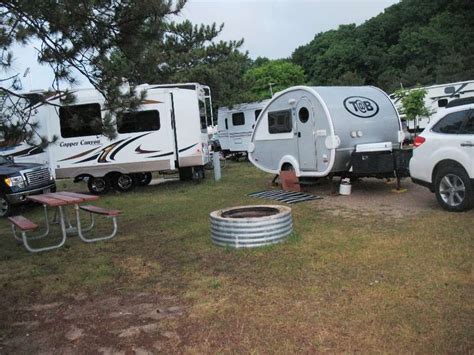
xmin=343 ymin=96 xmax=379 ymax=118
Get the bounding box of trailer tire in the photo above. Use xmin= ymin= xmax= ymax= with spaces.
xmin=87 ymin=177 xmax=110 ymax=195
xmin=112 ymin=173 xmax=136 ymax=192
xmin=135 ymin=172 xmax=152 ymax=186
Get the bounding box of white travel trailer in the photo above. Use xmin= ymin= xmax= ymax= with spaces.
xmin=217 ymin=100 xmax=269 ymax=156
xmin=391 ymin=80 xmax=474 ymax=132
xmin=1 ymin=83 xmax=213 ymax=194
xmin=249 ymin=86 xmax=410 ymax=179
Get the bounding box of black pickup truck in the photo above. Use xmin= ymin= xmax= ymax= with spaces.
xmin=0 ymin=155 xmax=56 ymax=216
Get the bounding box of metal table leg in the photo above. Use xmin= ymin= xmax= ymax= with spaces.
xmin=20 ymin=206 xmax=67 ymax=253
xmin=74 ymin=204 xmax=118 ymax=243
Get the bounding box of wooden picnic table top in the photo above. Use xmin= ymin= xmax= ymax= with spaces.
xmin=26 ymin=191 xmax=99 ymax=206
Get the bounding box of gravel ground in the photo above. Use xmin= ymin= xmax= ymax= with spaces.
xmin=303 ymin=177 xmax=447 ymax=218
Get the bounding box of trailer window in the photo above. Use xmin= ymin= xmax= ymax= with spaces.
xmin=59 ymin=103 xmax=102 ymax=138
xmin=298 ymin=107 xmax=309 ymax=123
xmin=232 ymin=112 xmax=245 ymax=126
xmin=255 ymin=109 xmax=262 ymax=121
xmin=117 ymin=110 xmax=160 ymax=133
xmin=268 ymin=110 xmax=292 ymax=134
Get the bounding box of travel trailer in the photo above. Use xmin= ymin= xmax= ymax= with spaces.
xmin=217 ymin=100 xmax=269 ymax=157
xmin=391 ymin=80 xmax=474 ymax=132
xmin=249 ymin=86 xmax=410 ymax=179
xmin=0 ymin=83 xmax=213 ymax=194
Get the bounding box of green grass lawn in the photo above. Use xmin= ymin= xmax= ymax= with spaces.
xmin=0 ymin=162 xmax=472 ymax=353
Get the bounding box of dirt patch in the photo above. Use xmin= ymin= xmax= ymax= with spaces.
xmin=302 ymin=177 xmax=440 ymax=218
xmin=0 ymin=293 xmax=185 ymax=354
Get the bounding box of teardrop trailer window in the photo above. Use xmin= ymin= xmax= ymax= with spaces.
xmin=268 ymin=109 xmax=292 ymax=134
xmin=299 ymin=107 xmax=309 ymax=123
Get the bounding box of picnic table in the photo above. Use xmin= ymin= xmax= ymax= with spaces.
xmin=8 ymin=191 xmax=121 ymax=253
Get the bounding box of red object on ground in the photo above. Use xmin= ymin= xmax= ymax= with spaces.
xmin=280 ymin=170 xmax=301 ymax=192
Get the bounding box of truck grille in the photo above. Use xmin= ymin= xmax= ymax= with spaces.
xmin=25 ymin=168 xmax=51 ymax=186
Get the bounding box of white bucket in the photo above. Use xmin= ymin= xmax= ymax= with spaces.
xmin=339 ymin=181 xmax=352 ymax=195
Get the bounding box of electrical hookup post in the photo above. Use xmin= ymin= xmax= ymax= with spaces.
xmin=213 ymin=152 xmax=221 ymax=181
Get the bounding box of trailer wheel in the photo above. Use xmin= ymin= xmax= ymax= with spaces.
xmin=135 ymin=172 xmax=152 ymax=186
xmin=281 ymin=163 xmax=295 ymax=172
xmin=112 ymin=173 xmax=136 ymax=192
xmin=87 ymin=177 xmax=110 ymax=195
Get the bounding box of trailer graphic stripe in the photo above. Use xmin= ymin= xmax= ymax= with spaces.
xmin=75 ymin=153 xmax=101 ymax=163
xmin=6 ymin=146 xmax=44 ymax=157
xmin=179 ymin=143 xmax=198 ymax=153
xmin=59 ymin=146 xmax=102 ymax=162
xmin=146 ymin=143 xmax=198 ymax=158
xmin=98 ymin=140 xmax=126 ymax=163
xmin=135 ymin=145 xmax=160 ymax=154
xmin=109 ymin=133 xmax=151 ymax=160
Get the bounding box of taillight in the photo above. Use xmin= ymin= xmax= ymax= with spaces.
xmin=413 ymin=136 xmax=426 ymax=148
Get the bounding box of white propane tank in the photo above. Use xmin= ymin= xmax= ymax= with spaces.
xmin=339 ymin=178 xmax=352 ymax=195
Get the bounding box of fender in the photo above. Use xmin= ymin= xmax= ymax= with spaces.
xmin=278 ymin=155 xmax=301 ymax=176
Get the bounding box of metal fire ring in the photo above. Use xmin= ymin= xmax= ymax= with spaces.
xmin=210 ymin=205 xmax=293 ymax=248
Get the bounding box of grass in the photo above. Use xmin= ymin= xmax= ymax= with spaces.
xmin=0 ymin=162 xmax=472 ymax=352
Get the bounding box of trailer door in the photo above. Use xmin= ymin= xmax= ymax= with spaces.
xmin=296 ymin=97 xmax=317 ymax=170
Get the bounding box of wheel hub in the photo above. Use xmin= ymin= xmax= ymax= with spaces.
xmin=439 ymin=174 xmax=465 ymax=207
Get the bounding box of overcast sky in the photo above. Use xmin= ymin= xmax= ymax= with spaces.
xmin=8 ymin=0 xmax=399 ymax=91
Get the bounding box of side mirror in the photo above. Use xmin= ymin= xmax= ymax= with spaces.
xmin=7 ymin=156 xmax=14 ymax=163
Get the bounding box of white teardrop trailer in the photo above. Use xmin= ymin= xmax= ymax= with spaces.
xmin=248 ymin=86 xmax=412 ymax=187
xmin=0 ymin=83 xmax=214 ymax=194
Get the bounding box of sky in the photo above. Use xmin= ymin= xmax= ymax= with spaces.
xmin=7 ymin=0 xmax=399 ymax=91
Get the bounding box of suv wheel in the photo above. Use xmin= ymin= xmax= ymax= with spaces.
xmin=434 ymin=166 xmax=473 ymax=212
xmin=0 ymin=195 xmax=11 ymax=217
xmin=87 ymin=177 xmax=111 ymax=195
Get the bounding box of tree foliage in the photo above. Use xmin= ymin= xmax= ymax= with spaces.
xmin=243 ymin=60 xmax=307 ymax=101
xmin=108 ymin=19 xmax=251 ymax=108
xmin=0 ymin=0 xmax=249 ymax=142
xmin=392 ymin=88 xmax=430 ymax=121
xmin=292 ymin=0 xmax=474 ymax=92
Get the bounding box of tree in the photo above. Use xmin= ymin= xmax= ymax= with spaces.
xmin=1 ymin=0 xmax=190 ymax=142
xmin=243 ymin=60 xmax=307 ymax=101
xmin=291 ymin=0 xmax=474 ymax=92
xmin=1 ymin=1 xmax=250 ymax=139
xmin=393 ymin=87 xmax=431 ymax=134
xmin=107 ymin=19 xmax=251 ymax=109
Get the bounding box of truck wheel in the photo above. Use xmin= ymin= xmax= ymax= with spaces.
xmin=434 ymin=166 xmax=473 ymax=212
xmin=135 ymin=172 xmax=152 ymax=186
xmin=112 ymin=173 xmax=136 ymax=192
xmin=0 ymin=195 xmax=11 ymax=217
xmin=87 ymin=177 xmax=111 ymax=195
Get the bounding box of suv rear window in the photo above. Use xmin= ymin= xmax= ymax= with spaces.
xmin=432 ymin=110 xmax=470 ymax=134
xmin=461 ymin=116 xmax=474 ymax=134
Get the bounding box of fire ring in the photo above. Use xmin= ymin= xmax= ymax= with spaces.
xmin=210 ymin=205 xmax=293 ymax=248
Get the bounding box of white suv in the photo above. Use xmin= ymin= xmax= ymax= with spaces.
xmin=409 ymin=104 xmax=474 ymax=211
